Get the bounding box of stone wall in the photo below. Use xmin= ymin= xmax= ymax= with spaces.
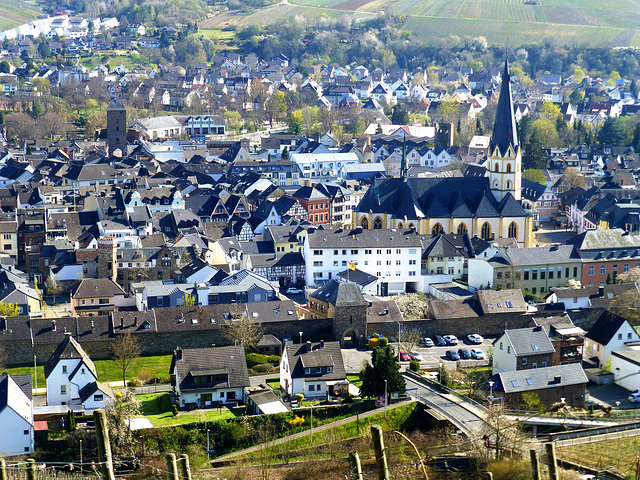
xmin=331 ymin=304 xmax=367 ymax=348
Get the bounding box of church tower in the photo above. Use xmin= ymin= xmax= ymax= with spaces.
xmin=488 ymin=58 xmax=521 ymax=202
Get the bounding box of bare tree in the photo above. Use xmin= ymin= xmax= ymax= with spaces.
xmin=400 ymin=327 xmax=423 ymax=353
xmin=105 ymin=389 xmax=141 ymax=457
xmin=610 ymin=290 xmax=640 ymax=325
xmin=5 ymin=112 xmax=37 ymax=143
xmin=222 ymin=305 xmax=264 ymax=350
xmin=38 ymin=111 xmax=68 ymax=140
xmin=616 ymin=267 xmax=640 ymax=284
xmin=391 ymin=293 xmax=426 ymax=321
xmin=480 ymin=403 xmax=526 ymax=460
xmin=112 ymin=332 xmax=140 ymax=386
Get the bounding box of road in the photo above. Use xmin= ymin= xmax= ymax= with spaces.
xmin=404 ymin=373 xmax=487 ymax=436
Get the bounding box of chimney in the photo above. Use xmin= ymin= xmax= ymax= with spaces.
xmin=598 ymin=286 xmax=604 ymax=297
xmin=120 ymin=317 xmax=124 ymax=328
xmin=90 ymin=320 xmax=95 ymax=331
xmin=134 ymin=316 xmax=138 ymax=327
xmin=51 ymin=320 xmax=56 ymax=332
xmin=176 ymin=347 xmax=183 ymax=361
xmin=320 ymin=340 xmax=325 ymax=349
xmin=554 ymin=375 xmax=561 ymax=384
xmin=306 ymin=340 xmax=312 ymax=353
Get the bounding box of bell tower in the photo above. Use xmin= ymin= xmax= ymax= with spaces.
xmin=488 ymin=58 xmax=521 ymax=202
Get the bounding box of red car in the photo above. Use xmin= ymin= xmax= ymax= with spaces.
xmin=399 ymin=351 xmax=411 ymax=362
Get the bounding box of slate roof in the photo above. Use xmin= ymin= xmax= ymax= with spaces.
xmin=44 ymin=333 xmax=97 ymax=379
xmin=171 ymin=346 xmax=250 ymax=392
xmin=308 ymin=228 xmax=422 ymax=248
xmin=310 ymin=280 xmax=368 ymax=307
xmin=502 ymin=326 xmax=555 ymax=356
xmin=476 ymin=289 xmax=528 ymax=314
xmin=497 ymin=363 xmax=587 ymax=394
xmin=505 ymin=245 xmax=579 ymax=266
xmin=72 ymin=278 xmax=126 ymax=298
xmin=586 ymin=311 xmax=633 ymax=346
xmin=357 ymin=176 xmax=526 ymax=220
xmin=421 ymin=233 xmax=473 ymax=259
xmin=0 ymin=374 xmax=32 ymax=423
xmin=78 ymin=381 xmax=114 ymax=403
xmin=9 ymin=374 xmax=32 ymax=400
xmin=285 ymin=341 xmax=346 ymax=382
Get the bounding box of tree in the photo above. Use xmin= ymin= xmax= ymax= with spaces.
xmin=569 ymin=90 xmax=585 ymax=104
xmin=266 ymin=91 xmax=286 ymax=127
xmin=522 ymin=128 xmax=545 ymax=170
xmin=598 ymin=117 xmax=626 ymax=145
xmin=37 ymin=41 xmax=51 ymax=59
xmin=38 ymin=111 xmax=67 ymax=140
xmin=281 ymin=146 xmax=289 ymax=161
xmin=520 ymin=391 xmax=545 ymax=413
xmin=617 ymin=267 xmax=640 ymax=284
xmin=610 ymin=291 xmax=640 ymax=325
xmin=0 ymin=302 xmax=19 ymax=316
xmin=359 ymin=344 xmax=406 ymax=397
xmin=222 ymin=305 xmax=264 ymax=350
xmin=0 ymin=61 xmax=10 ymax=73
xmin=481 ymin=403 xmax=525 ymax=460
xmin=288 ymin=109 xmax=303 ymax=135
xmin=390 ymin=293 xmax=426 ymax=321
xmin=45 ymin=274 xmax=62 ymax=304
xmin=399 ymin=327 xmax=422 ymax=354
xmin=561 ymin=167 xmax=585 ymax=189
xmin=522 ymin=169 xmax=546 ymax=185
xmin=112 ymin=332 xmax=140 ymax=386
xmin=391 ymin=106 xmax=409 ymax=125
xmin=66 ymin=409 xmax=76 ymax=431
xmin=105 ymin=390 xmax=141 ymax=457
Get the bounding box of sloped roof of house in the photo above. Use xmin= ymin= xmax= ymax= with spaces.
xmin=72 ymin=278 xmax=126 ymax=298
xmin=0 ymin=374 xmax=32 ymax=424
xmin=497 ymin=363 xmax=587 ymax=394
xmin=171 ymin=346 xmax=250 ymax=392
xmin=285 ymin=341 xmax=346 ymax=382
xmin=44 ymin=333 xmax=97 ymax=379
xmin=586 ymin=310 xmax=635 ymax=346
xmin=309 ymin=280 xmax=368 ymax=307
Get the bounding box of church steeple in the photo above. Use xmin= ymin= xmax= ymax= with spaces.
xmin=400 ymin=131 xmax=408 ymax=182
xmin=488 ymin=56 xmax=522 ymax=202
xmin=489 ymin=58 xmax=519 ymax=157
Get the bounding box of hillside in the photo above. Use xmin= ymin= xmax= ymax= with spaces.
xmin=0 ymin=0 xmax=41 ymax=32
xmin=206 ymin=0 xmax=640 ymax=47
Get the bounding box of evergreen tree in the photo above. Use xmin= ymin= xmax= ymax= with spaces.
xmin=522 ymin=129 xmax=545 ymax=170
xmin=475 ymin=117 xmax=484 ymax=135
xmin=598 ymin=117 xmax=626 ymax=146
xmin=67 ymin=409 xmax=76 ymax=431
xmin=391 ymin=106 xmax=409 ymax=125
xmin=359 ymin=344 xmax=406 ymax=397
xmin=281 ymin=146 xmax=289 ymax=160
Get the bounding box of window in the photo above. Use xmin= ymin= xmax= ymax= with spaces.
xmin=313 ymin=261 xmax=323 ymax=267
xmin=532 ymin=363 xmax=538 ymax=369
xmin=542 ymin=362 xmax=547 ymax=367
xmin=432 ymin=223 xmax=444 ymax=235
xmin=549 ymin=270 xmax=554 ymax=279
xmin=500 ymin=342 xmax=503 ymax=350
xmin=396 ymin=260 xmax=401 ymax=265
xmin=508 ymin=222 xmax=517 ymax=238
xmin=601 ymin=265 xmax=606 ymax=275
xmin=522 ymin=358 xmax=527 ymax=366
xmin=313 ymin=250 xmax=323 ymax=255
xmin=532 ymin=269 xmax=538 ymax=280
xmin=373 ymin=217 xmax=383 ymax=229
xmin=589 ymin=266 xmax=594 ymax=276
xmin=351 ymin=250 xmax=358 ymax=255
xmin=409 ymin=271 xmax=416 ymax=276
xmin=94 ymin=394 xmax=104 ymax=402
xmin=524 ymin=269 xmax=529 ymax=280
xmin=540 ymin=269 xmax=546 ymax=280
xmin=481 ymin=222 xmax=492 ymax=240
xmin=61 ymin=385 xmax=66 ymax=394
xmin=24 ymin=430 xmax=28 ymax=435
xmin=99 ymin=298 xmax=108 ymax=304
xmin=62 ymin=365 xmax=67 ymax=374
xmin=625 ymin=263 xmax=630 ymax=273
xmin=309 ymin=384 xmax=315 ymax=392
xmin=409 ymin=260 xmax=416 ymax=265
xmin=457 ymin=223 xmax=468 ymax=234
xmin=507 ymin=346 xmax=511 ymax=354
xmin=387 ymin=249 xmax=392 ymax=255
xmin=628 ymin=333 xmax=633 ymax=339
xmin=618 ymin=333 xmax=623 ymax=340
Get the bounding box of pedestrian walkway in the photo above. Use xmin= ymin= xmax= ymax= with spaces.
xmin=212 ymin=399 xmax=415 ymax=464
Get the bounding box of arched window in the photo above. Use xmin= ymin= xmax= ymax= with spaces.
xmin=397 ymin=222 xmax=403 ymax=229
xmin=506 ymin=180 xmax=512 ymax=189
xmin=432 ymin=223 xmax=444 ymax=235
xmin=506 ymin=163 xmax=512 ymax=173
xmin=361 ymin=217 xmax=369 ymax=229
xmin=508 ymin=221 xmax=518 ymax=238
xmin=457 ymin=223 xmax=468 ymax=235
xmin=481 ymin=222 xmax=492 ymax=240
xmin=408 ymin=223 xmax=415 ymax=230
xmin=494 ymin=163 xmax=500 ymax=172
xmin=373 ymin=217 xmax=383 ymax=229
xmin=494 ymin=180 xmax=500 ymax=188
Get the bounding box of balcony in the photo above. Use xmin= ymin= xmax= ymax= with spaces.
xmin=558 ymin=338 xmax=584 ymax=347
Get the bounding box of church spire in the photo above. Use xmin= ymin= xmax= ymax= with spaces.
xmin=400 ymin=130 xmax=408 ymax=181
xmin=489 ymin=57 xmax=519 ymax=156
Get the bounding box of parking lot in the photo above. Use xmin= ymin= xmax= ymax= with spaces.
xmin=400 ymin=335 xmax=494 ymax=369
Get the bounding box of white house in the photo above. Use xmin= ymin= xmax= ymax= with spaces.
xmin=290 ymin=151 xmax=360 ymax=180
xmin=280 ymin=341 xmax=348 ymax=399
xmin=0 ymin=374 xmax=34 ymax=456
xmin=492 ymin=326 xmax=556 ymax=375
xmin=170 ymin=346 xmax=250 ymax=408
xmin=304 ymin=228 xmax=423 ymax=293
xmin=611 ymin=350 xmax=640 ymax=391
xmin=584 ymin=311 xmax=640 ymax=368
xmin=44 ymin=333 xmax=114 ymax=411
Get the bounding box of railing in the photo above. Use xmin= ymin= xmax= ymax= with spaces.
xmin=404 ymin=370 xmax=488 ymax=413
xmin=547 ymin=420 xmax=640 ymax=444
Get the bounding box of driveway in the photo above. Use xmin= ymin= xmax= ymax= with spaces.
xmin=587 ymin=382 xmax=637 ymax=409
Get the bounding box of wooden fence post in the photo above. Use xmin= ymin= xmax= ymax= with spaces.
xmin=0 ymin=458 xmax=6 ymax=480
xmin=545 ymin=443 xmax=558 ymax=480
xmin=530 ymin=449 xmax=541 ymax=480
xmin=166 ymin=453 xmax=178 ymax=480
xmin=93 ymin=409 xmax=116 ymax=480
xmin=349 ymin=451 xmax=363 ymax=480
xmin=371 ymin=425 xmax=390 ymax=480
xmin=26 ymin=459 xmax=36 ymax=480
xmin=179 ymin=454 xmax=192 ymax=480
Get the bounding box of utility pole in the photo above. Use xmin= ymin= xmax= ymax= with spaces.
xmin=93 ymin=409 xmax=115 ymax=480
xmin=530 ymin=449 xmax=541 ymax=480
xmin=371 ymin=425 xmax=390 ymax=480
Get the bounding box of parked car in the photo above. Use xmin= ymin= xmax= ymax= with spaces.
xmin=457 ymin=348 xmax=470 ymax=359
xmin=629 ymin=392 xmax=640 ymax=402
xmin=434 ymin=335 xmax=447 ymax=346
xmin=444 ymin=335 xmax=459 ymax=345
xmin=286 ymin=287 xmax=304 ymax=294
xmin=410 ymin=351 xmax=423 ymax=361
xmin=467 ymin=334 xmax=483 ymax=344
xmin=421 ymin=337 xmax=434 ymax=347
xmin=445 ymin=350 xmax=460 ymax=361
xmin=399 ymin=351 xmax=411 ymax=361
xmin=470 ymin=348 xmax=485 ymax=359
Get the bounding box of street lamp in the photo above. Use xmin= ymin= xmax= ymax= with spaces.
xmin=299 ymin=331 xmax=303 ymax=344
xmin=384 ymin=379 xmax=388 ymax=418
xmin=310 ymin=403 xmax=313 ymax=442
xmin=33 ymin=355 xmax=37 ymax=394
xmin=396 ymin=321 xmax=402 ymax=362
xmin=488 ymin=380 xmax=494 ymax=405
xmin=207 ymin=429 xmax=210 ymax=460
xmin=616 ymin=401 xmax=621 ymax=418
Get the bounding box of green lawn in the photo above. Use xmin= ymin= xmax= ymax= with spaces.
xmin=347 ymin=374 xmax=362 ymax=389
xmin=138 ymin=393 xmax=241 ymax=427
xmin=194 ymin=28 xmax=236 ymax=41
xmin=266 ymin=377 xmax=280 ymax=389
xmin=3 ymin=354 xmax=172 ymax=388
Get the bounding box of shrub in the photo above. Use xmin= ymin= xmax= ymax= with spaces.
xmin=409 ymin=360 xmax=420 ymax=372
xmin=127 ymin=379 xmax=142 ymax=387
xmin=267 ymin=355 xmax=281 ymax=364
xmin=138 ymin=369 xmax=154 ymax=383
xmin=246 ymin=353 xmax=269 ymax=368
xmin=171 ymin=404 xmax=179 ymax=417
xmin=288 ymin=415 xmax=305 ymax=427
xmin=379 ymin=337 xmax=389 ymax=347
xmin=253 ymin=363 xmax=272 ymax=373
xmin=295 ymin=393 xmax=304 ymax=403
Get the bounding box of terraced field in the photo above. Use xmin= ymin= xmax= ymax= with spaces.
xmin=0 ymin=0 xmax=40 ymax=32
xmin=222 ymin=0 xmax=640 ymax=47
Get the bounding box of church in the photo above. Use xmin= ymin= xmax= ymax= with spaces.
xmin=354 ymin=59 xmax=533 ymax=248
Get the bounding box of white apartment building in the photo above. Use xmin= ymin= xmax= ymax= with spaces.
xmin=290 ymin=151 xmax=360 ymax=180
xmin=304 ymin=229 xmax=423 ymax=294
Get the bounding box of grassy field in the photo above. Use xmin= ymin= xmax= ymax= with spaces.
xmin=3 ymin=354 xmax=172 ymax=388
xmin=0 ymin=0 xmax=41 ymax=32
xmin=558 ymin=436 xmax=640 ymax=478
xmin=138 ymin=392 xmax=241 ymax=427
xmin=347 ymin=374 xmax=362 ymax=389
xmin=212 ymin=0 xmax=640 ymax=47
